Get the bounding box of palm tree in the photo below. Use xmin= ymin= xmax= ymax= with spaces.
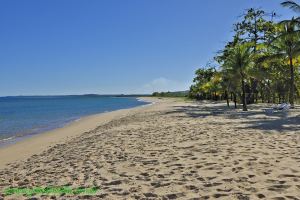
xmin=220 ymin=68 xmax=240 ymax=108
xmin=224 ymin=43 xmax=253 ymax=111
xmin=260 ymin=19 xmax=300 ymax=107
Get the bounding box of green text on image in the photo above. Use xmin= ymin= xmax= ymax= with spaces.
xmin=4 ymin=186 xmax=99 ymax=196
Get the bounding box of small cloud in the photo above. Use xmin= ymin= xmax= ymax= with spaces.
xmin=142 ymin=77 xmax=190 ymax=93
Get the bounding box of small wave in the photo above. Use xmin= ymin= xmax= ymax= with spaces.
xmin=0 ymin=136 xmax=16 ymax=142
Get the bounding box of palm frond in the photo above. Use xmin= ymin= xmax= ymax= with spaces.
xmin=281 ymin=1 xmax=300 ymax=12
xmin=269 ymin=19 xmax=300 ymax=45
xmin=291 ymin=41 xmax=300 ymax=56
xmin=275 ymin=29 xmax=300 ymax=39
xmin=257 ymin=53 xmax=286 ymax=64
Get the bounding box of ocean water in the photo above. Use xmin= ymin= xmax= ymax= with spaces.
xmin=0 ymin=96 xmax=149 ymax=146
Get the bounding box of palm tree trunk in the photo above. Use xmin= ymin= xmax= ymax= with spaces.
xmin=255 ymin=93 xmax=258 ymax=103
xmin=225 ymin=90 xmax=229 ymax=107
xmin=249 ymin=78 xmax=257 ymax=104
xmin=289 ymin=56 xmax=295 ymax=108
xmin=267 ymin=80 xmax=271 ymax=103
xmin=233 ymin=93 xmax=237 ymax=109
xmin=260 ymin=87 xmax=264 ymax=103
xmin=241 ymin=77 xmax=248 ymax=111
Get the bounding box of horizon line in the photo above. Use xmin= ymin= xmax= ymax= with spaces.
xmin=0 ymin=93 xmax=153 ymax=98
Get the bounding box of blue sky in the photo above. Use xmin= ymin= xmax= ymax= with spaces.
xmin=0 ymin=0 xmax=295 ymax=96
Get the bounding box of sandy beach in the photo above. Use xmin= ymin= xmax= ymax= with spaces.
xmin=0 ymin=97 xmax=300 ymax=199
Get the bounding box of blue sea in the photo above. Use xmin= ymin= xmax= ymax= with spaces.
xmin=0 ymin=96 xmax=149 ymax=146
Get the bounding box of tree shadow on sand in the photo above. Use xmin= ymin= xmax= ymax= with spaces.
xmin=239 ymin=114 xmax=300 ymax=132
xmin=165 ymin=103 xmax=300 ymax=132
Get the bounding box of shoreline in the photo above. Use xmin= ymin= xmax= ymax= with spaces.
xmin=0 ymin=97 xmax=156 ymax=169
xmin=0 ymin=97 xmax=152 ymax=148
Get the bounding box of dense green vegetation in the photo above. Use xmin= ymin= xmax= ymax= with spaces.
xmin=152 ymin=91 xmax=188 ymax=97
xmin=189 ymin=1 xmax=300 ymax=111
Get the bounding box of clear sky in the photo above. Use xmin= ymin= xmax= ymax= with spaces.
xmin=0 ymin=0 xmax=295 ymax=96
